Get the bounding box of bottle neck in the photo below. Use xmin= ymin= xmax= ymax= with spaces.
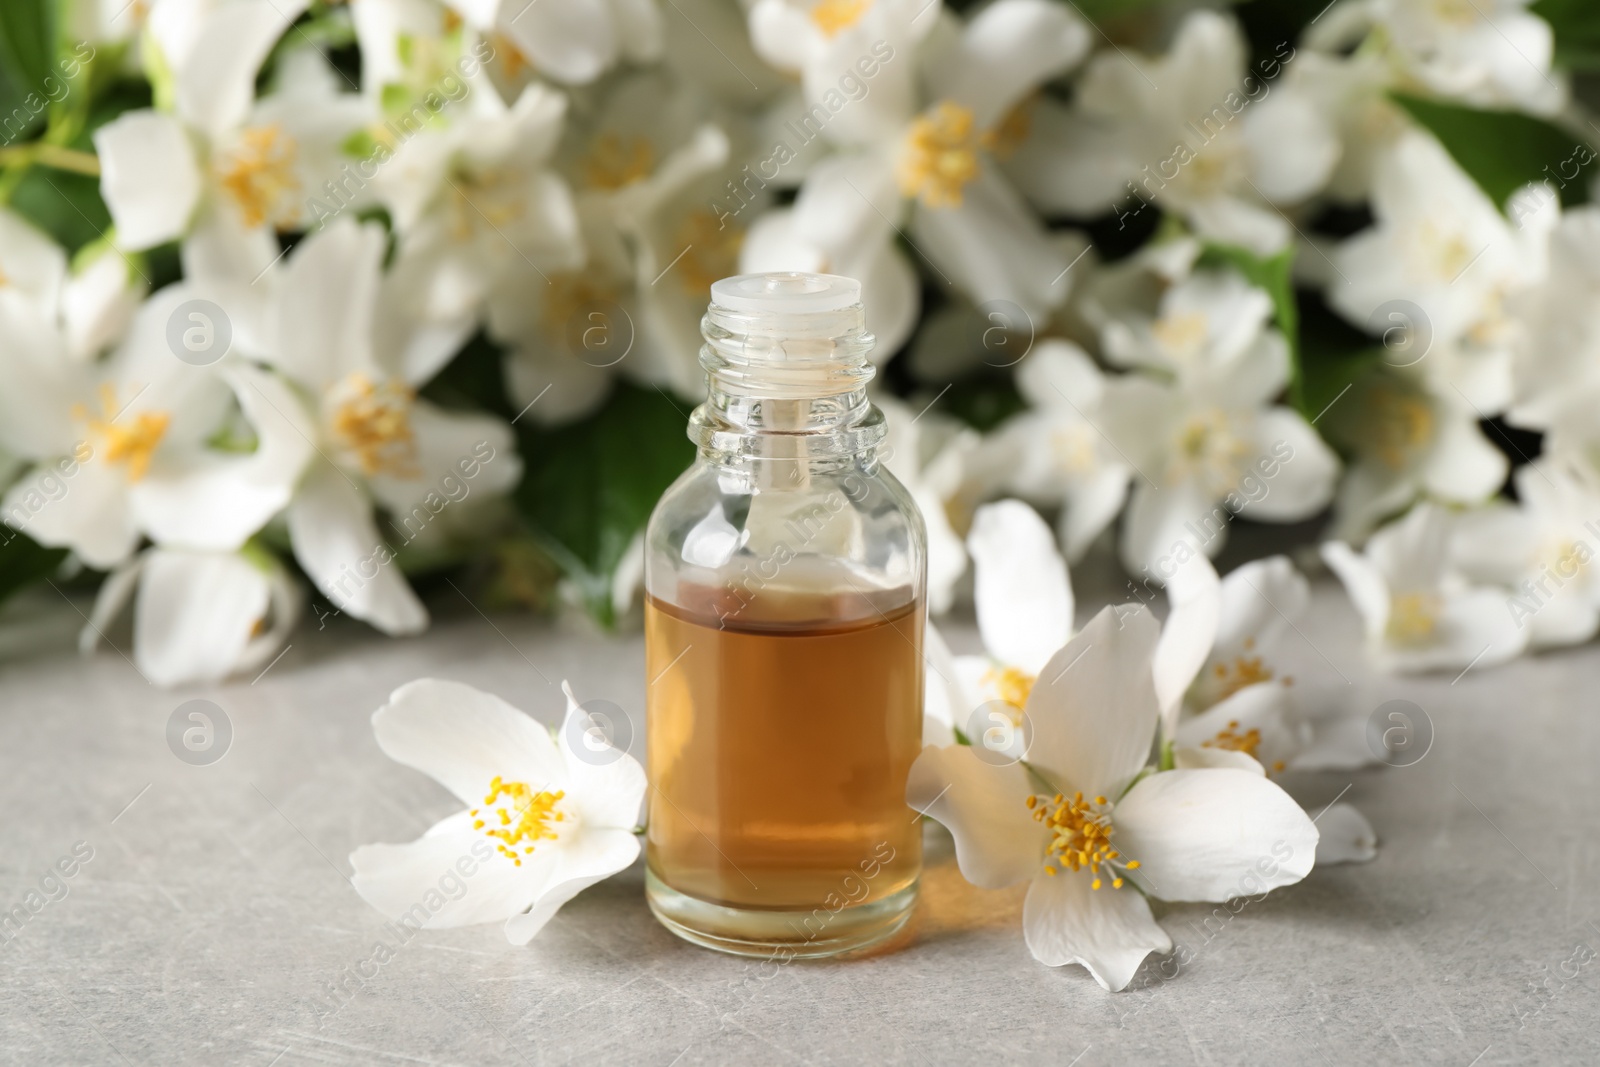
xmin=688 ymin=288 xmax=887 ymax=471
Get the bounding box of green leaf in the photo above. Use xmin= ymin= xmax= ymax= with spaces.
xmin=1531 ymin=0 xmax=1600 ymax=71
xmin=1198 ymin=241 xmax=1300 ymax=406
xmin=1293 ymin=292 xmax=1387 ymax=429
xmin=7 ymin=164 xmax=110 ymax=252
xmin=1391 ymin=92 xmax=1595 ymax=211
xmin=0 ymin=0 xmax=56 ymax=103
xmin=514 ymin=384 xmax=695 ymax=626
xmin=0 ymin=529 xmax=66 ymax=608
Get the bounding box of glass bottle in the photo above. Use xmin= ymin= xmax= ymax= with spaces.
xmin=643 ymin=272 xmax=926 ymax=958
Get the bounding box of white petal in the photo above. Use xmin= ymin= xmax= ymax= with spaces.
xmin=1154 ymin=552 xmax=1220 ymax=737
xmin=134 ymin=362 xmax=316 ymax=551
xmin=271 ymin=217 xmax=385 ymax=388
xmin=910 ymin=165 xmax=1069 ymax=316
xmin=921 ymin=621 xmax=965 ymax=745
xmin=1420 ymin=415 xmax=1508 ymax=504
xmin=932 ymin=0 xmax=1090 ymax=129
xmin=1215 ymin=556 xmax=1308 ymax=656
xmin=1119 ymin=481 xmax=1219 ymax=578
xmin=286 ymin=461 xmax=429 ymax=635
xmin=905 ymin=744 xmax=1045 ymax=889
xmin=1025 ymin=604 xmax=1161 ymax=800
xmin=1022 ymin=868 xmax=1172 ymax=991
xmin=351 ymin=820 xmax=552 ymax=928
xmin=368 ymin=402 xmax=520 ymax=519
xmin=1311 ymin=802 xmax=1376 ymax=865
xmin=93 ymin=111 xmax=201 ymax=250
xmin=503 ymin=342 xmax=614 ymax=427
xmin=968 ymin=499 xmax=1072 ymax=675
xmin=1321 ymin=541 xmax=1388 ymax=638
xmin=373 ymin=678 xmax=569 ymax=806
xmin=502 ymin=826 xmax=640 ymax=944
xmin=0 ymin=209 xmax=66 ymax=310
xmin=1241 ymin=89 xmax=1339 ymax=204
xmin=3 ymin=460 xmax=137 ymax=570
xmin=498 ymin=0 xmax=617 ymax=84
xmin=1236 ymin=409 xmax=1339 ymax=522
xmin=79 ymin=553 xmax=144 ymax=655
xmin=558 ymin=681 xmax=649 ymax=829
xmin=132 ymin=548 xmax=272 ymax=687
xmin=63 ymin=249 xmax=144 ymax=362
xmin=1114 ymin=768 xmax=1318 ymax=903
xmin=177 ymin=0 xmax=311 ymax=138
xmin=1174 ymin=682 xmax=1308 ymax=773
xmin=1173 ymin=746 xmax=1262 ymax=773
xmin=1060 ymin=467 xmax=1130 ymax=564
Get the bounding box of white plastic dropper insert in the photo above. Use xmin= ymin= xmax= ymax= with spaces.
xmin=709 ymin=272 xmax=862 ymax=316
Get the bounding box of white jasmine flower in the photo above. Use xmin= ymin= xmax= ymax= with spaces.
xmin=980 ymin=340 xmax=1132 ymax=562
xmin=1327 ymin=131 xmax=1548 ymax=415
xmin=485 ymin=0 xmax=664 ymax=86
xmin=1287 ymin=51 xmax=1409 ymax=205
xmin=1507 ymin=207 xmax=1600 ymax=432
xmin=264 ymin=218 xmax=523 ymax=635
xmin=908 ymin=604 xmax=1318 ymax=990
xmin=375 ymin=82 xmax=584 ymax=346
xmin=1309 ymin=0 xmax=1563 ymax=114
xmin=1453 ymin=463 xmax=1600 ymax=650
xmin=351 ymin=679 xmax=646 ymax=944
xmin=80 ymin=545 xmax=301 ymax=687
xmin=953 ymin=500 xmax=1074 ymax=739
xmin=1151 ymin=555 xmax=1380 ymax=865
xmin=0 ymin=282 xmax=314 ymax=569
xmin=1323 ymin=370 xmax=1507 ymax=543
xmin=1099 ymin=270 xmax=1339 ymax=576
xmin=488 ymin=72 xmax=734 ymax=417
xmin=1018 ymin=11 xmax=1338 ymax=254
xmin=95 ymin=4 xmax=367 ymax=343
xmin=1323 ymin=502 xmax=1529 ymax=673
xmin=1172 ymin=556 xmax=1380 ymax=768
xmin=744 ymin=0 xmax=1091 ymax=325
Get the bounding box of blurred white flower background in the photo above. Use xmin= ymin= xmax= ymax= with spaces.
xmin=1 ymin=0 xmax=1598 ymax=690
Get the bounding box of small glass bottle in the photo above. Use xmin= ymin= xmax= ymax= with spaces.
xmin=644 ymin=272 xmax=926 ymax=958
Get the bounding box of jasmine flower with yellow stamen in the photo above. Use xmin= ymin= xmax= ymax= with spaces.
xmin=352 ymin=679 xmax=646 ymax=944
xmin=909 ymin=604 xmax=1319 ymax=991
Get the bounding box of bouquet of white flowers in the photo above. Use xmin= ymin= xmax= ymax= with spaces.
xmin=0 ymin=0 xmax=1595 ymax=687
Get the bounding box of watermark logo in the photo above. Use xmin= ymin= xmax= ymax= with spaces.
xmin=565 ymin=699 xmax=635 ymax=766
xmin=166 ymin=299 xmax=232 ymax=366
xmin=1368 ymin=300 xmax=1431 ymax=369
xmin=975 ymin=299 xmax=1035 ymax=368
xmin=1366 ymin=698 xmax=1432 ymax=767
xmin=167 ymin=699 xmax=232 ymax=766
xmin=966 ymin=701 xmax=1032 ymax=766
xmin=564 ymin=302 xmax=634 ymax=368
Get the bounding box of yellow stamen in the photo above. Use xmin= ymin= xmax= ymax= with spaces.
xmin=671 ymin=209 xmax=745 ymax=297
xmin=979 ymin=97 xmax=1033 ymax=160
xmin=582 ymin=134 xmax=655 ymax=190
xmin=1151 ymin=312 xmax=1208 ymax=361
xmin=898 ymin=101 xmax=981 ymax=209
xmin=1208 ymin=653 xmax=1275 ymax=704
xmin=983 ymin=665 xmax=1036 ymax=716
xmin=478 ymin=775 xmax=566 ymax=862
xmin=215 ymin=123 xmax=300 ymax=230
xmin=75 ymin=383 xmax=170 ymax=482
xmin=809 ymin=0 xmax=869 ymax=36
xmin=327 ymin=373 xmax=419 ymax=477
xmin=1387 ymin=591 xmax=1441 ymax=644
xmin=1200 ymin=719 xmax=1264 ymax=762
xmin=1029 ymin=790 xmax=1131 ymax=889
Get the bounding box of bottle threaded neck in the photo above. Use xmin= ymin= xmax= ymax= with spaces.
xmin=690 ymin=272 xmax=885 ymax=461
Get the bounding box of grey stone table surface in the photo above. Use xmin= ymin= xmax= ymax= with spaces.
xmin=1 ymin=578 xmax=1598 ymax=1067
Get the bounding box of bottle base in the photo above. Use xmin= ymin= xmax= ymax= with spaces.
xmin=645 ymin=870 xmax=917 ymax=959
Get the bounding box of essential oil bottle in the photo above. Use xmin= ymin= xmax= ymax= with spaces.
xmin=643 ymin=272 xmax=926 ymax=958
